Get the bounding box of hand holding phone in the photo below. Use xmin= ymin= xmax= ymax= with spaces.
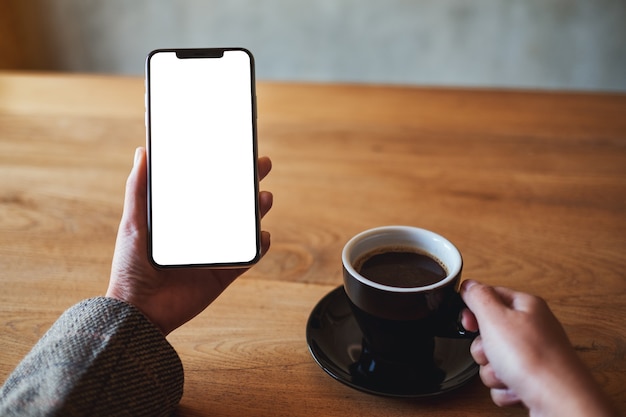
xmin=108 ymin=147 xmax=273 ymax=335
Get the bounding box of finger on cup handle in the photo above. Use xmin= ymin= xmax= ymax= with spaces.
xmin=479 ymin=363 xmax=507 ymax=389
xmin=469 ymin=336 xmax=488 ymax=366
xmin=490 ymin=388 xmax=522 ymax=408
xmin=459 ymin=279 xmax=484 ymax=334
xmin=460 ymin=279 xmax=511 ymax=332
xmin=460 ymin=306 xmax=479 ymax=333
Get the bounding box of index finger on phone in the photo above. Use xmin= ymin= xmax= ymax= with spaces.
xmin=258 ymin=156 xmax=272 ymax=181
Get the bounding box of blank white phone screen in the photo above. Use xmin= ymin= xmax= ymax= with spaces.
xmin=148 ymin=50 xmax=258 ymax=266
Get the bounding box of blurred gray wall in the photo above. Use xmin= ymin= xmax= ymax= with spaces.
xmin=5 ymin=0 xmax=626 ymax=91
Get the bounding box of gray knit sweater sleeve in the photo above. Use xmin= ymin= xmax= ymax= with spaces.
xmin=0 ymin=297 xmax=184 ymax=417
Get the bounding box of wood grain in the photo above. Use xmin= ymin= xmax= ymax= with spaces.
xmin=0 ymin=72 xmax=625 ymax=415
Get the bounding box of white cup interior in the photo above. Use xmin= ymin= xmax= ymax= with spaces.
xmin=342 ymin=226 xmax=462 ymax=293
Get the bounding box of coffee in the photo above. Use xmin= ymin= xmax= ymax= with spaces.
xmin=355 ymin=247 xmax=446 ymax=288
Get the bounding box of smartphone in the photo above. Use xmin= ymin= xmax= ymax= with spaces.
xmin=146 ymin=48 xmax=260 ymax=268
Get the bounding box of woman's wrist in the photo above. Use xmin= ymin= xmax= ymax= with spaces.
xmin=525 ymin=354 xmax=615 ymax=417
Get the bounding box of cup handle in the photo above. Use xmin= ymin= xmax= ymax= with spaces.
xmin=435 ymin=292 xmax=479 ymax=339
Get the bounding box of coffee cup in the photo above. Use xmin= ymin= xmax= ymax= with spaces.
xmin=342 ymin=226 xmax=474 ymax=389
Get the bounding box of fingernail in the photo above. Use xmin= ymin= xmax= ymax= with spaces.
xmin=461 ymin=279 xmax=477 ymax=293
xmin=133 ymin=148 xmax=141 ymax=166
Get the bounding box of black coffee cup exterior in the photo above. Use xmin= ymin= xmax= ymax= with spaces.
xmin=344 ymin=267 xmax=473 ymax=388
xmin=342 ymin=226 xmax=476 ymax=387
xmin=343 ymin=261 xmax=464 ymax=322
xmin=344 ymin=265 xmax=472 ymax=358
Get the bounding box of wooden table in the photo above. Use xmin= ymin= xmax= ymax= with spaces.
xmin=1 ymin=71 xmax=625 ymax=416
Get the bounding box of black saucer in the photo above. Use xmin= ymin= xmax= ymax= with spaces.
xmin=306 ymin=286 xmax=479 ymax=397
